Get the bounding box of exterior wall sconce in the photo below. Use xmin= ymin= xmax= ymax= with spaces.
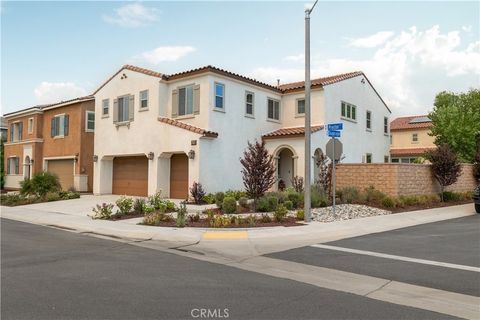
xmin=148 ymin=152 xmax=154 ymax=160
xmin=188 ymin=150 xmax=195 ymax=159
xmin=93 ymin=155 xmax=98 ymax=162
xmin=74 ymin=153 xmax=79 ymax=163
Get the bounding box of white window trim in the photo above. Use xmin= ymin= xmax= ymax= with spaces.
xmin=214 ymin=82 xmax=225 ymax=110
xmin=245 ymin=91 xmax=255 ymax=118
xmin=85 ymin=111 xmax=95 ymax=132
xmin=411 ymin=133 xmax=419 ymax=144
xmin=267 ymin=97 xmax=281 ymax=122
xmin=139 ymin=89 xmax=149 ymax=110
xmin=28 ymin=118 xmax=34 ymax=134
xmin=340 ymin=101 xmax=357 ymax=123
xmin=295 ymin=98 xmax=305 ymax=117
xmin=102 ymin=99 xmax=110 ymax=118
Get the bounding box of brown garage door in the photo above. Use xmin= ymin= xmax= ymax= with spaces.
xmin=47 ymin=159 xmax=74 ymax=191
xmin=170 ymin=154 xmax=188 ymax=199
xmin=112 ymin=156 xmax=148 ymax=196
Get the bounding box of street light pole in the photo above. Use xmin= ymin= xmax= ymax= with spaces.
xmin=304 ymin=0 xmax=318 ymax=223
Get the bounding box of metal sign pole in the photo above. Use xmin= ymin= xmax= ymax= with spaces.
xmin=332 ymin=138 xmax=336 ymax=217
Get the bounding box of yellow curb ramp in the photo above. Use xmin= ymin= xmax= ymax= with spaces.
xmin=202 ymin=231 xmax=248 ymax=240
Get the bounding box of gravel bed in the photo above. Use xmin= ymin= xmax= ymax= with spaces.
xmin=312 ymin=204 xmax=392 ymax=222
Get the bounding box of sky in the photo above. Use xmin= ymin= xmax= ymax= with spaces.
xmin=1 ymin=1 xmax=479 ymax=117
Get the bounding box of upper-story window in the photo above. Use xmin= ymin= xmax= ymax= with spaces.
xmin=179 ymin=85 xmax=194 ymax=116
xmin=51 ymin=114 xmax=69 ymax=137
xmin=215 ymin=83 xmax=225 ymax=109
xmin=245 ymin=91 xmax=254 ymax=116
xmin=412 ymin=133 xmax=418 ymax=143
xmin=297 ymin=99 xmax=305 ymax=115
xmin=86 ymin=111 xmax=95 ymax=132
xmin=366 ymin=111 xmax=372 ymax=130
xmin=28 ymin=118 xmax=33 ymax=134
xmin=7 ymin=157 xmax=19 ymax=175
xmin=267 ymin=98 xmax=280 ymax=121
xmin=117 ymin=95 xmax=131 ymax=122
xmin=102 ymin=99 xmax=109 ymax=116
xmin=10 ymin=122 xmax=23 ymax=142
xmin=341 ymin=102 xmax=356 ymax=121
xmin=384 ymin=117 xmax=389 ymax=134
xmin=366 ymin=153 xmax=372 ymax=163
xmin=140 ymin=90 xmax=149 ymax=109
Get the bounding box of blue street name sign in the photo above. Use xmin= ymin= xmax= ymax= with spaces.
xmin=328 ymin=123 xmax=343 ymax=131
xmin=327 ymin=130 xmax=341 ymax=138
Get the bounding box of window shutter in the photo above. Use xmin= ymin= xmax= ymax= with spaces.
xmin=51 ymin=118 xmax=55 ymax=137
xmin=64 ymin=115 xmax=69 ymax=136
xmin=7 ymin=159 xmax=10 ymax=174
xmin=18 ymin=122 xmax=23 ymax=141
xmin=193 ymin=84 xmax=200 ymax=115
xmin=10 ymin=124 xmax=14 ymax=142
xmin=15 ymin=158 xmax=19 ymax=174
xmin=172 ymin=89 xmax=179 ymax=118
xmin=113 ymin=99 xmax=118 ymax=123
xmin=129 ymin=95 xmax=134 ymax=121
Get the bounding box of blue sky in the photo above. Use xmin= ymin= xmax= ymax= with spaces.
xmin=1 ymin=1 xmax=479 ymax=116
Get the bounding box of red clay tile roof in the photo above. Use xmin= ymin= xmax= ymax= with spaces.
xmin=278 ymin=71 xmax=364 ymax=92
xmin=390 ymin=147 xmax=436 ymax=156
xmin=4 ymin=95 xmax=94 ymax=117
xmin=158 ymin=117 xmax=218 ymax=138
xmin=390 ymin=115 xmax=432 ymax=131
xmin=262 ymin=125 xmax=324 ymax=139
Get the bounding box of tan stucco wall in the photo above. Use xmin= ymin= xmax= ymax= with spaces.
xmin=391 ymin=128 xmax=435 ymax=149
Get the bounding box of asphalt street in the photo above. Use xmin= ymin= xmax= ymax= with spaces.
xmin=1 ymin=218 xmax=456 ymax=320
xmin=269 ymin=215 xmax=480 ymax=296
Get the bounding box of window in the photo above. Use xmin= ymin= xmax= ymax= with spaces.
xmin=7 ymin=157 xmax=19 ymax=175
xmin=102 ymin=99 xmax=109 ymax=116
xmin=384 ymin=156 xmax=389 ymax=163
xmin=9 ymin=122 xmax=23 ymax=142
xmin=267 ymin=98 xmax=280 ymax=121
xmin=178 ymin=85 xmax=194 ymax=116
xmin=384 ymin=117 xmax=388 ymax=134
xmin=140 ymin=90 xmax=148 ymax=109
xmin=366 ymin=153 xmax=372 ymax=163
xmin=341 ymin=102 xmax=356 ymax=121
xmin=297 ymin=99 xmax=305 ymax=115
xmin=51 ymin=114 xmax=68 ymax=137
xmin=86 ymin=111 xmax=95 ymax=132
xmin=28 ymin=118 xmax=33 ymax=134
xmin=245 ymin=91 xmax=254 ymax=116
xmin=215 ymin=83 xmax=224 ymax=109
xmin=412 ymin=133 xmax=418 ymax=143
xmin=391 ymin=158 xmax=400 ymax=163
xmin=117 ymin=96 xmax=130 ymax=122
xmin=390 ymin=134 xmax=393 ymax=145
xmin=366 ymin=111 xmax=372 ymax=130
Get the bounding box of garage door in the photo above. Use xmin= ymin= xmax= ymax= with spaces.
xmin=47 ymin=159 xmax=74 ymax=191
xmin=112 ymin=156 xmax=148 ymax=196
xmin=170 ymin=154 xmax=188 ymax=199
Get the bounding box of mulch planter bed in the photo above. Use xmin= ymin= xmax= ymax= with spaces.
xmin=141 ymin=216 xmax=305 ymax=228
xmin=387 ymin=199 xmax=472 ymax=213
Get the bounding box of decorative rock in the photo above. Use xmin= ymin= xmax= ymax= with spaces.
xmin=312 ymin=204 xmax=391 ymax=223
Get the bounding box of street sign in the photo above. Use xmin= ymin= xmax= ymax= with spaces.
xmin=327 ymin=123 xmax=343 ymax=131
xmin=326 ymin=138 xmax=343 ymax=161
xmin=327 ymin=130 xmax=341 ymax=138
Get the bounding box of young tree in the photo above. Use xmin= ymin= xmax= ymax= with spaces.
xmin=474 ymin=142 xmax=480 ymax=182
xmin=429 ymin=89 xmax=480 ymax=163
xmin=240 ymin=140 xmax=275 ymax=209
xmin=426 ymin=144 xmax=462 ymax=201
xmin=189 ymin=182 xmax=206 ymax=204
xmin=291 ymin=176 xmax=304 ymax=193
xmin=315 ymin=151 xmax=332 ymax=198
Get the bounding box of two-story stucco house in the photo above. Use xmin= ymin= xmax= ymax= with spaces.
xmin=93 ymin=65 xmax=391 ymax=198
xmin=3 ymin=96 xmax=95 ymax=191
xmin=390 ymin=115 xmax=436 ymax=163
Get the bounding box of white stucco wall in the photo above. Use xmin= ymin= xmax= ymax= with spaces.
xmin=323 ymin=76 xmax=391 ymax=163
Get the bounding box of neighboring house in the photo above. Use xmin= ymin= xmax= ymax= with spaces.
xmin=3 ymin=96 xmax=95 ymax=191
xmin=390 ymin=115 xmax=436 ymax=163
xmin=0 ymin=117 xmax=8 ymax=141
xmin=93 ymin=65 xmax=391 ymax=197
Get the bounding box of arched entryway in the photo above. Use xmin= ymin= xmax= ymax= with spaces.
xmin=24 ymin=156 xmax=31 ymax=180
xmin=274 ymin=146 xmax=298 ymax=190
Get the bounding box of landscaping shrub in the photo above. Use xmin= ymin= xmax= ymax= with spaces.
xmin=142 ymin=203 xmax=155 ymax=214
xmin=176 ymin=202 xmax=187 ymax=228
xmin=291 ymin=176 xmax=304 ymax=193
xmin=21 ymin=171 xmax=61 ymax=198
xmin=59 ymin=191 xmax=80 ymax=200
xmin=234 ymin=215 xmax=243 ymax=226
xmin=215 ymin=192 xmax=225 ymax=209
xmin=399 ymin=195 xmax=418 ymax=206
xmin=267 ymin=196 xmax=279 ymax=211
xmin=284 ymin=200 xmax=293 ymax=210
xmin=148 ymin=192 xmax=163 ymax=210
xmin=247 ymin=214 xmax=256 ymax=227
xmin=188 ymin=213 xmax=200 ymax=223
xmin=311 ymin=186 xmax=328 ymax=208
xmin=274 ymin=204 xmax=288 ymax=222
xmin=441 ymin=191 xmax=460 ymax=202
xmin=142 ymin=212 xmax=173 ymax=226
xmin=190 ymin=182 xmax=206 ymax=204
xmin=261 ymin=214 xmax=272 ymax=223
xmin=265 ymin=191 xmax=287 ymax=204
xmin=426 ymin=145 xmax=462 ymax=201
xmin=91 ymin=203 xmax=114 ymax=220
xmin=158 ymin=203 xmax=167 ymax=213
xmin=45 ymin=192 xmax=61 ymax=202
xmin=238 ymin=197 xmax=249 ymax=208
xmin=296 ymin=209 xmax=305 ymax=220
xmin=222 ymin=196 xmax=237 ymax=214
xmin=381 ymin=196 xmax=396 ymax=208
xmin=256 ymin=197 xmax=270 ymax=212
xmin=287 ymin=192 xmax=301 ymax=208
xmin=340 ymin=187 xmax=360 ymax=204
xmin=210 ymin=215 xmax=231 ymax=228
xmin=133 ymin=198 xmax=146 ymax=214
xmin=225 ymin=190 xmax=247 ymax=200
xmin=115 ymin=196 xmax=134 ymax=215
xmin=205 ymin=209 xmax=215 ymax=221
xmin=202 ymin=193 xmax=216 ymax=204
xmin=364 ymin=186 xmax=387 ymax=204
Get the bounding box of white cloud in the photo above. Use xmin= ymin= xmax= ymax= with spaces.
xmin=462 ymin=25 xmax=472 ymax=32
xmin=250 ymin=25 xmax=480 ymax=116
xmin=133 ymin=46 xmax=196 ymax=64
xmin=102 ymin=3 xmax=158 ymax=28
xmin=284 ymin=54 xmax=304 ymax=62
xmin=34 ymin=82 xmax=87 ymax=104
xmin=349 ymin=31 xmax=395 ymax=48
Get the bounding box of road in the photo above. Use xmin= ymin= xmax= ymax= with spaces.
xmin=1 ymin=218 xmax=456 ymax=320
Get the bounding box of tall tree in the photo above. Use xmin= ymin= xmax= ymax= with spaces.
xmin=429 ymin=89 xmax=480 ymax=163
xmin=0 ymin=139 xmax=5 ymax=190
xmin=426 ymin=144 xmax=462 ymax=201
xmin=240 ymin=140 xmax=275 ymax=208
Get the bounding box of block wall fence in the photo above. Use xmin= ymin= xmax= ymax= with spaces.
xmin=335 ymin=163 xmax=477 ymax=197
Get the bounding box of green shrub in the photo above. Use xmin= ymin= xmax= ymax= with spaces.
xmin=133 ymin=198 xmax=146 ymax=214
xmin=382 ymin=196 xmax=396 ymax=208
xmin=441 ymin=191 xmax=460 ymax=202
xmin=399 ymin=195 xmax=418 ymax=206
xmin=222 ymin=196 xmax=237 ymax=214
xmin=158 ymin=203 xmax=167 ymax=213
xmin=147 ymin=192 xmax=163 ymax=209
xmin=115 ymin=196 xmax=134 ymax=215
xmin=21 ymin=172 xmax=61 ymax=197
xmin=261 ymin=214 xmax=272 ymax=223
xmin=142 ymin=203 xmax=155 ymax=214
xmin=215 ymin=192 xmax=225 ymax=208
xmin=296 ymin=209 xmax=305 ymax=220
xmin=265 ymin=191 xmax=287 ymax=204
xmin=311 ymin=187 xmax=328 ymax=208
xmin=202 ymin=193 xmax=216 ymax=204
xmin=210 ymin=215 xmax=231 ymax=228
xmin=234 ymin=215 xmax=243 ymax=226
xmin=364 ymin=186 xmax=387 ymax=203
xmin=247 ymin=214 xmax=256 ymax=227
xmin=64 ymin=191 xmax=80 ymax=199
xmin=338 ymin=187 xmax=358 ymax=204
xmin=287 ymin=192 xmax=301 ymax=208
xmin=91 ymin=203 xmax=114 ymax=219
xmin=176 ymin=202 xmax=187 ymax=228
xmin=142 ymin=212 xmax=172 ymax=226
xmin=45 ymin=192 xmax=60 ymax=202
xmin=238 ymin=197 xmax=249 ymax=208
xmin=274 ymin=204 xmax=288 ymax=222
xmin=165 ymin=200 xmax=175 ymax=210
xmin=205 ymin=209 xmax=215 ymax=220
xmin=256 ymin=197 xmax=270 ymax=212
xmin=284 ymin=200 xmax=293 ymax=210
xmin=224 ymin=190 xmax=247 ymax=200
xmin=267 ymin=196 xmax=279 ymax=211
